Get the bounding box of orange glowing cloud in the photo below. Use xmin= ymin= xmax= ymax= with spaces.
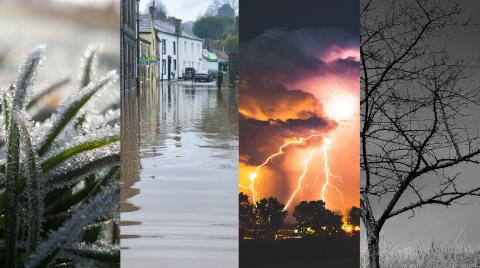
xmin=239 ymin=27 xmax=359 ymax=216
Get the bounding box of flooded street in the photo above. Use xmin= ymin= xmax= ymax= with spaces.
xmin=120 ymin=81 xmax=239 ymax=268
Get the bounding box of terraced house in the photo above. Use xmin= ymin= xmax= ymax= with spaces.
xmin=121 ymin=0 xmax=139 ymax=90
xmin=139 ymin=4 xmax=203 ymax=81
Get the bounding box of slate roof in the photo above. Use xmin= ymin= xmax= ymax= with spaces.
xmin=181 ymin=31 xmax=202 ymax=41
xmin=139 ymin=13 xmax=152 ymax=33
xmin=153 ymin=19 xmax=202 ymax=41
xmin=153 ymin=20 xmax=176 ymax=35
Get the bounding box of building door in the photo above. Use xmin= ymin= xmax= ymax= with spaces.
xmin=168 ymin=56 xmax=172 ymax=81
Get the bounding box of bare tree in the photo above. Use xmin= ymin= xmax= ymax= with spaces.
xmin=361 ymin=0 xmax=480 ymax=267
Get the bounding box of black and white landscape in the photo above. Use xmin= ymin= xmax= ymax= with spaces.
xmin=361 ymin=0 xmax=480 ymax=267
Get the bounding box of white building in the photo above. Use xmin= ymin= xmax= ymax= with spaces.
xmin=141 ymin=6 xmax=203 ymax=81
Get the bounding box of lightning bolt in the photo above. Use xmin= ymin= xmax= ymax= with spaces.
xmin=320 ymin=137 xmax=332 ymax=201
xmin=247 ymin=134 xmax=322 ymax=204
xmin=283 ymin=148 xmax=318 ymax=211
xmin=319 ymin=137 xmax=344 ymax=203
xmin=245 ymin=134 xmax=343 ymax=211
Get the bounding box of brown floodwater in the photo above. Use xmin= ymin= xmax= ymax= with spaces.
xmin=120 ymin=81 xmax=239 ymax=267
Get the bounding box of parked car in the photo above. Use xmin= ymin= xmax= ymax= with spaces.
xmin=183 ymin=67 xmax=195 ymax=81
xmin=208 ymin=69 xmax=218 ymax=80
xmin=194 ymin=70 xmax=213 ymax=82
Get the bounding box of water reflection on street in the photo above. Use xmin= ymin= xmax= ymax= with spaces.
xmin=120 ymin=81 xmax=238 ymax=268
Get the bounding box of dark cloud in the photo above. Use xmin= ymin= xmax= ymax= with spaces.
xmin=240 ymin=27 xmax=359 ymax=84
xmin=239 ymin=114 xmax=336 ymax=166
xmin=240 ymin=0 xmax=360 ymax=41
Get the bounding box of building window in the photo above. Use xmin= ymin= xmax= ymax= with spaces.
xmin=173 ymin=59 xmax=177 ymax=71
xmin=173 ymin=41 xmax=176 ymax=55
xmin=191 ymin=42 xmax=194 ymax=55
xmin=184 ymin=41 xmax=187 ymax=54
xmin=162 ymin=39 xmax=166 ymax=54
xmin=162 ymin=60 xmax=166 ymax=74
xmin=197 ymin=43 xmax=200 ymax=55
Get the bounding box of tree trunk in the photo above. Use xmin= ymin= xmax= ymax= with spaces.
xmin=362 ymin=199 xmax=382 ymax=268
xmin=367 ymin=231 xmax=380 ymax=268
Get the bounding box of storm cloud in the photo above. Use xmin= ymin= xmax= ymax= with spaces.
xmin=240 ymin=27 xmax=359 ymax=86
xmin=239 ymin=27 xmax=359 ymax=208
xmin=240 ymin=27 xmax=358 ymax=166
xmin=239 ymin=114 xmax=336 ymax=166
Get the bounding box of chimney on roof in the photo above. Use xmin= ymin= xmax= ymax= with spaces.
xmin=149 ymin=1 xmax=156 ymax=16
xmin=169 ymin=17 xmax=183 ymax=35
xmin=149 ymin=2 xmax=167 ymax=21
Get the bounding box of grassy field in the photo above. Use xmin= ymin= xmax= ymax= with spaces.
xmin=361 ymin=242 xmax=480 ymax=268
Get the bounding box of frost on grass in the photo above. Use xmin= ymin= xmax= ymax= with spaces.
xmin=0 ymin=45 xmax=120 ymax=267
xmin=46 ymin=142 xmax=119 ymax=190
xmin=14 ymin=46 xmax=46 ymax=111
xmin=26 ymin=182 xmax=119 ymax=268
xmin=37 ymin=70 xmax=118 ymax=155
xmin=40 ymin=126 xmax=119 ymax=164
xmin=78 ymin=44 xmax=100 ymax=90
xmin=18 ymin=111 xmax=43 ymax=254
xmin=64 ymin=242 xmax=120 ymax=262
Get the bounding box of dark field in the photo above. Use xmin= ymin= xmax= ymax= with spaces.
xmin=240 ymin=235 xmax=359 ymax=268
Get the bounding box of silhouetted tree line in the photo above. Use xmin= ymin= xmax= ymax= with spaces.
xmin=239 ymin=192 xmax=360 ymax=240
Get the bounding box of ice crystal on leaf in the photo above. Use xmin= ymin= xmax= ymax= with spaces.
xmin=13 ymin=45 xmax=46 ymax=111
xmin=26 ymin=182 xmax=119 ymax=268
xmin=0 ymin=46 xmax=120 ymax=267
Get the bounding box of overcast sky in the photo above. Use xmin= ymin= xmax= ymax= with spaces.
xmin=139 ymin=0 xmax=210 ymax=21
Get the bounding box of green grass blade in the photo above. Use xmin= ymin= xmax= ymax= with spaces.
xmin=79 ymin=46 xmax=97 ymax=90
xmin=18 ymin=117 xmax=42 ymax=255
xmin=3 ymin=92 xmax=10 ymax=129
xmin=1 ymin=45 xmax=120 ymax=267
xmin=51 ymin=262 xmax=74 ymax=268
xmin=41 ymin=136 xmax=119 ymax=172
xmin=0 ymin=215 xmax=4 ymax=231
xmin=37 ymin=71 xmax=118 ymax=156
xmin=82 ymin=220 xmax=112 ymax=244
xmin=45 ymin=167 xmax=119 ymax=217
xmin=44 ymin=175 xmax=95 ymax=216
xmin=65 ymin=242 xmax=119 ymax=263
xmin=13 ymin=46 xmax=46 ymax=111
xmin=83 ymin=167 xmax=119 ymax=203
xmin=5 ymin=114 xmax=20 ymax=268
xmin=0 ymin=177 xmax=26 ymax=217
xmin=26 ymin=182 xmax=119 ymax=268
xmin=45 ymin=166 xmax=117 ymax=218
xmin=47 ymin=152 xmax=119 ymax=191
xmin=43 ymin=212 xmax=72 ymax=231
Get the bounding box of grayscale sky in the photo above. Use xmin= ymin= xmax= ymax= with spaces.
xmin=139 ymin=0 xmax=210 ymax=21
xmin=365 ymin=0 xmax=480 ymax=247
